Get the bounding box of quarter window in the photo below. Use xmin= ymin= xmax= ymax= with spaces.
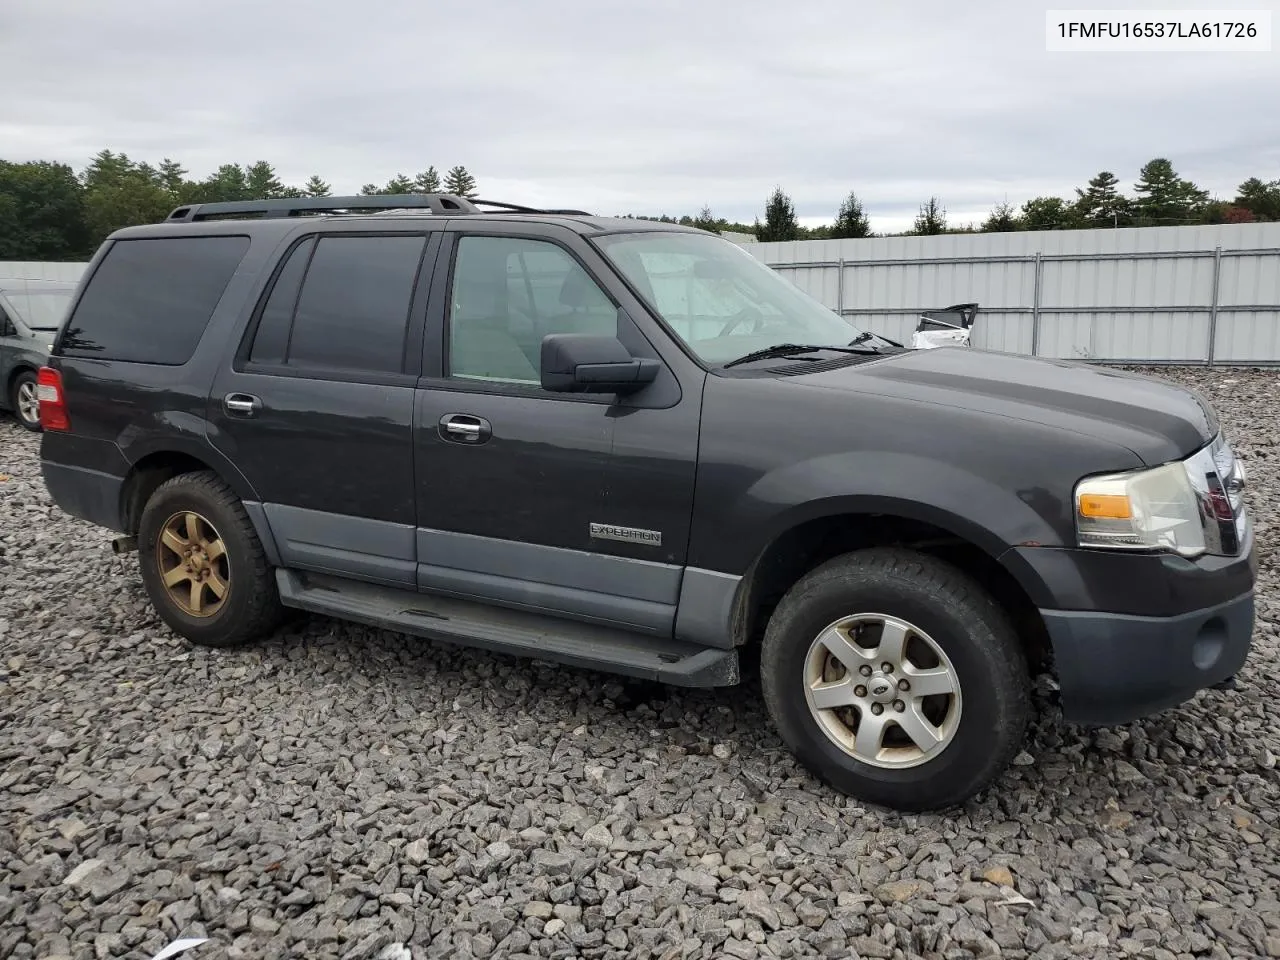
xmin=60 ymin=236 xmax=249 ymax=364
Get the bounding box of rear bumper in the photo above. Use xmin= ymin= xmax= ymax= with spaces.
xmin=40 ymin=460 xmax=125 ymax=532
xmin=1042 ymin=589 xmax=1255 ymax=725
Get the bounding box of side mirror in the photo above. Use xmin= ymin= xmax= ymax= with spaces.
xmin=540 ymin=334 xmax=661 ymax=394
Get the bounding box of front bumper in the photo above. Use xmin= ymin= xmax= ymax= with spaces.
xmin=1040 ymin=588 xmax=1255 ymax=725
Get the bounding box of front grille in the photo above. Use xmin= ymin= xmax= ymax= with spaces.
xmin=1188 ymin=434 xmax=1249 ymax=555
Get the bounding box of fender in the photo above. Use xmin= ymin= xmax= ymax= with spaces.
xmin=119 ymin=425 xmax=260 ymax=502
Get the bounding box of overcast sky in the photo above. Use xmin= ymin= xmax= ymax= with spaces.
xmin=2 ymin=0 xmax=1277 ymax=232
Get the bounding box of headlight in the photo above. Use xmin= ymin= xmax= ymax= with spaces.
xmin=1075 ymin=434 xmax=1248 ymax=558
xmin=1075 ymin=462 xmax=1205 ymax=556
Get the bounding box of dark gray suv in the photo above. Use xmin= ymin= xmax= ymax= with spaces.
xmin=35 ymin=194 xmax=1257 ymax=810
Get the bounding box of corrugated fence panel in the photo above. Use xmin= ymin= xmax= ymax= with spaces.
xmin=1218 ymin=251 xmax=1280 ymax=306
xmin=1215 ymin=311 xmax=1280 ymax=363
xmin=754 ymin=223 xmax=1280 ymax=365
xmin=970 ymin=314 xmax=1033 ymax=355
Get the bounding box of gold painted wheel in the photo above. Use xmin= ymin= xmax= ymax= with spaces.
xmin=155 ymin=510 xmax=230 ymax=618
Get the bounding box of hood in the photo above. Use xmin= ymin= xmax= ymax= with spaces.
xmin=801 ymin=347 xmax=1217 ymax=465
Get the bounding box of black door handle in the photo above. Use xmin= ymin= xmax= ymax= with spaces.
xmin=439 ymin=413 xmax=492 ymax=444
xmin=224 ymin=393 xmax=262 ymax=418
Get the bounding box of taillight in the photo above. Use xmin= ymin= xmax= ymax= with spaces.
xmin=37 ymin=367 xmax=70 ymax=431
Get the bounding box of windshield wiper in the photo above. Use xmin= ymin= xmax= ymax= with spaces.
xmin=722 ymin=343 xmax=878 ymax=369
xmin=849 ymin=331 xmax=903 ymax=348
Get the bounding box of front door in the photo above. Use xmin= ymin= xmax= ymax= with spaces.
xmin=413 ymin=228 xmax=698 ymax=635
xmin=208 ymin=228 xmax=437 ymax=586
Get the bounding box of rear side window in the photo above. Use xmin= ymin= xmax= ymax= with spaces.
xmin=247 ymin=234 xmax=426 ymax=375
xmin=60 ymin=236 xmax=249 ymax=364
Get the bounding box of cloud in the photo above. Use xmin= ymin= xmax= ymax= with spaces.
xmin=2 ymin=0 xmax=1276 ymax=231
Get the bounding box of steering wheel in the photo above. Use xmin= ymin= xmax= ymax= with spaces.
xmin=718 ymin=306 xmax=768 ymax=337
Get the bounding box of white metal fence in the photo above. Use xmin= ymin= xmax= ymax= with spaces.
xmin=0 ymin=262 xmax=87 ymax=282
xmin=748 ymin=222 xmax=1280 ymax=365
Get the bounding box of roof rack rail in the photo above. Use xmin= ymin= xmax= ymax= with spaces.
xmin=164 ymin=194 xmax=481 ymax=223
xmin=164 ymin=194 xmax=594 ymax=223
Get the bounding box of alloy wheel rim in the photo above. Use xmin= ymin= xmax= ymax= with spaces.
xmin=17 ymin=381 xmax=39 ymax=425
xmin=803 ymin=612 xmax=962 ymax=769
xmin=156 ymin=511 xmax=230 ymax=618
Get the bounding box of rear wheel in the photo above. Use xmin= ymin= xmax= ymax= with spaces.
xmin=10 ymin=370 xmax=41 ymax=431
xmin=760 ymin=547 xmax=1031 ymax=811
xmin=137 ymin=471 xmax=283 ymax=647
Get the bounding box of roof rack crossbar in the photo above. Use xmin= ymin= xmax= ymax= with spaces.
xmin=165 ymin=193 xmax=482 ymax=222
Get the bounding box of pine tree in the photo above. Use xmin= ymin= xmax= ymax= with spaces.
xmin=382 ymin=174 xmax=415 ymax=195
xmin=303 ymin=175 xmax=331 ymax=198
xmin=692 ymin=204 xmax=719 ymax=232
xmin=1133 ymin=158 xmax=1209 ymax=225
xmin=1074 ymin=171 xmax=1130 ymax=227
xmin=359 ymin=183 xmax=381 ymax=196
xmin=444 ymin=165 xmax=478 ymax=199
xmin=831 ymin=191 xmax=871 ymax=239
xmin=912 ymin=196 xmax=947 ymax=235
xmin=982 ymin=201 xmax=1019 ymax=232
xmin=157 ymin=159 xmax=187 ymax=196
xmin=413 ymin=167 xmax=442 ymax=193
xmin=756 ymin=187 xmax=800 ymax=242
xmin=245 ymin=161 xmax=285 ymax=199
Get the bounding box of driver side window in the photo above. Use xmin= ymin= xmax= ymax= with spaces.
xmin=448 ymin=236 xmax=616 ymax=384
xmin=0 ymin=307 xmax=15 ymax=338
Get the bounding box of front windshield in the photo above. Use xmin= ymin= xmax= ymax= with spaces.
xmin=0 ymin=285 xmax=76 ymax=330
xmin=593 ymin=231 xmax=866 ymax=364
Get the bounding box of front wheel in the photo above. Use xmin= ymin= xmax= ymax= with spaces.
xmin=760 ymin=548 xmax=1031 ymax=811
xmin=11 ymin=370 xmax=41 ymax=431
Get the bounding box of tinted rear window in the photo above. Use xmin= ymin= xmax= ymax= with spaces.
xmin=60 ymin=236 xmax=249 ymax=364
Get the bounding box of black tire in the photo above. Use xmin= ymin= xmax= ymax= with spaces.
xmin=137 ymin=470 xmax=283 ymax=648
xmin=10 ymin=369 xmax=41 ymax=432
xmin=760 ymin=547 xmax=1031 ymax=811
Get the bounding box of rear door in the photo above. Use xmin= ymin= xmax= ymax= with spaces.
xmin=208 ymin=226 xmax=438 ymax=586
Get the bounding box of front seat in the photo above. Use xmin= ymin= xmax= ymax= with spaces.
xmin=449 ymin=276 xmax=537 ymax=382
xmin=545 ymin=269 xmax=617 ymax=339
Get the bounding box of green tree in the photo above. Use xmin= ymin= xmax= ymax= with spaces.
xmin=692 ymin=204 xmax=720 ymax=232
xmin=755 ymin=186 xmax=800 ymax=242
xmin=303 ymin=175 xmax=331 ymax=198
xmin=912 ymin=196 xmax=947 ymax=235
xmin=444 ymin=165 xmax=478 ymax=199
xmin=84 ymin=178 xmax=173 ymax=242
xmin=382 ymin=174 xmax=415 ymax=195
xmin=413 ymin=167 xmax=442 ymax=193
xmin=982 ymin=201 xmax=1019 ymax=232
xmin=1234 ymin=177 xmax=1280 ymax=221
xmin=192 ymin=164 xmax=252 ymax=203
xmin=831 ymin=191 xmax=871 ymax=239
xmin=1132 ymin=158 xmax=1210 ymax=225
xmin=78 ymin=150 xmax=176 ymax=243
xmin=0 ymin=160 xmax=90 ymax=260
xmin=359 ymin=183 xmax=381 ymax=196
xmin=245 ymin=161 xmax=286 ymax=199
xmin=1074 ymin=171 xmax=1131 ymax=227
xmin=1020 ymin=196 xmax=1075 ymax=231
xmin=157 ymin=158 xmax=187 ymax=195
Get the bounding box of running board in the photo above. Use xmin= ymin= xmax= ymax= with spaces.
xmin=275 ymin=569 xmax=739 ymax=687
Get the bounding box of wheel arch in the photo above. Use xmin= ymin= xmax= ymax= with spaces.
xmin=730 ymin=501 xmax=1051 ymax=670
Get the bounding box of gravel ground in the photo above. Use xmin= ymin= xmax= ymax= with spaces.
xmin=2 ymin=365 xmax=1278 ymax=960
